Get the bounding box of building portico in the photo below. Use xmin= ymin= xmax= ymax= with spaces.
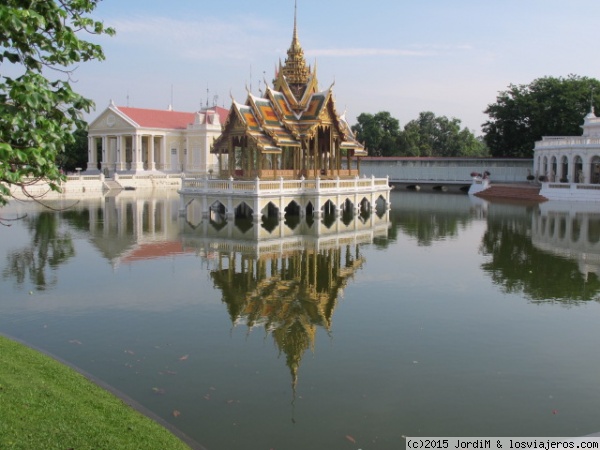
xmin=87 ymin=101 xmax=228 ymax=177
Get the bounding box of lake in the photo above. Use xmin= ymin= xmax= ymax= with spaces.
xmin=1 ymin=190 xmax=600 ymax=450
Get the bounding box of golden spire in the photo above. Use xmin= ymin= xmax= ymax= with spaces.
xmin=282 ymin=0 xmax=310 ymax=88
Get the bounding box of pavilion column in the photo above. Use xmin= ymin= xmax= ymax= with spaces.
xmin=184 ymin=137 xmax=190 ymax=172
xmin=556 ymin=156 xmax=563 ymax=181
xmin=313 ymin=135 xmax=318 ymax=178
xmin=87 ymin=136 xmax=97 ymax=171
xmin=119 ymin=135 xmax=127 ymax=171
xmin=132 ymin=133 xmax=143 ymax=172
xmin=100 ymin=136 xmax=107 ymax=174
xmin=106 ymin=136 xmax=114 ymax=172
xmin=329 ymin=131 xmax=335 ymax=176
xmin=160 ymin=136 xmax=167 ymax=171
xmin=246 ymin=145 xmax=251 ymax=177
xmin=218 ymin=146 xmax=223 ymax=177
xmin=148 ymin=135 xmax=156 ymax=171
xmin=228 ymin=139 xmax=233 ymax=177
xmin=582 ymin=158 xmax=591 ymax=184
xmin=257 ymin=149 xmax=262 ymax=177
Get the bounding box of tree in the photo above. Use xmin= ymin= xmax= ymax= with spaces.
xmin=0 ymin=1 xmax=114 ymax=206
xmin=482 ymin=75 xmax=600 ymax=157
xmin=399 ymin=111 xmax=488 ymax=157
xmin=351 ymin=111 xmax=402 ymax=156
xmin=57 ymin=127 xmax=88 ymax=173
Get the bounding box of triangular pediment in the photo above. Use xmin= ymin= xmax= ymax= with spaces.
xmin=89 ymin=105 xmax=138 ymax=133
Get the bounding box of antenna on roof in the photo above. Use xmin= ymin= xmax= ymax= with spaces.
xmin=250 ymin=64 xmax=253 ymax=93
xmin=206 ymin=84 xmax=209 ymax=109
xmin=170 ymin=84 xmax=174 ymax=109
xmin=126 ymin=91 xmax=130 ymax=107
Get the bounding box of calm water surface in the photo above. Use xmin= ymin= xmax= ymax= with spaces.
xmin=1 ymin=190 xmax=600 ymax=450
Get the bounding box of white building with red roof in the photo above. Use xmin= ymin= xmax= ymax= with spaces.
xmin=87 ymin=100 xmax=229 ymax=176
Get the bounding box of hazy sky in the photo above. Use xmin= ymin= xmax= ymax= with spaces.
xmin=75 ymin=0 xmax=600 ymax=134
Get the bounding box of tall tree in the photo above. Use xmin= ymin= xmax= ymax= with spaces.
xmin=351 ymin=111 xmax=402 ymax=156
xmin=399 ymin=111 xmax=488 ymax=157
xmin=57 ymin=127 xmax=88 ymax=173
xmin=0 ymin=1 xmax=114 ymax=205
xmin=482 ymin=75 xmax=600 ymax=157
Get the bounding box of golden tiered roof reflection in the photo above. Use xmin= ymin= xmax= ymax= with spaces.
xmin=181 ymin=213 xmax=389 ymax=395
xmin=210 ymin=245 xmax=363 ymax=390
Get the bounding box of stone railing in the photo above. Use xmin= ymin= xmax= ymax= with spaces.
xmin=217 ymin=169 xmax=360 ymax=179
xmin=535 ymin=137 xmax=600 ymax=148
xmin=540 ymin=181 xmax=600 ymax=201
xmin=181 ymin=175 xmax=390 ymax=195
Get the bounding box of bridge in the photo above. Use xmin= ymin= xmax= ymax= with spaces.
xmin=358 ymin=157 xmax=533 ymax=192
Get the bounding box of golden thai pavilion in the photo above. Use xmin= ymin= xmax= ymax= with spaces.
xmin=211 ymin=11 xmax=366 ymax=180
xmin=179 ymin=6 xmax=390 ymax=222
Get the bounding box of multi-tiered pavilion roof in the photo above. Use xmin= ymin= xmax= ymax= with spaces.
xmin=212 ymin=7 xmax=365 ymax=179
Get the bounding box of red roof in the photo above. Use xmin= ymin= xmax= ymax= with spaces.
xmin=211 ymin=106 xmax=230 ymax=125
xmin=121 ymin=241 xmax=192 ymax=264
xmin=117 ymin=105 xmax=230 ymax=130
xmin=118 ymin=106 xmax=195 ymax=129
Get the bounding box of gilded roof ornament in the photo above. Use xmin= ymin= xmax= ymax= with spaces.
xmin=277 ymin=1 xmax=311 ymax=100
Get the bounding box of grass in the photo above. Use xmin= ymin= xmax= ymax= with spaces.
xmin=0 ymin=335 xmax=192 ymax=450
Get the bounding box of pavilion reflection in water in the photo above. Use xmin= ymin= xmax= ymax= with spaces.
xmin=180 ymin=211 xmax=390 ymax=396
xmin=532 ymin=201 xmax=600 ymax=279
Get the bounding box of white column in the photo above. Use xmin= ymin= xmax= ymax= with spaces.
xmin=582 ymin=157 xmax=591 ymax=184
xmin=100 ymin=136 xmax=107 ymax=173
xmin=161 ymin=136 xmax=167 ymax=171
xmin=116 ymin=135 xmax=124 ymax=171
xmin=87 ymin=136 xmax=96 ymax=171
xmin=132 ymin=133 xmax=143 ymax=172
xmin=148 ymin=135 xmax=156 ymax=171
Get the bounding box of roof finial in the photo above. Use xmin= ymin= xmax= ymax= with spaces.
xmin=590 ymin=86 xmax=595 ymax=115
xmin=293 ymin=0 xmax=298 ymax=41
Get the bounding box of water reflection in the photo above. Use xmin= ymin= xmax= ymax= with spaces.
xmin=480 ymin=201 xmax=600 ymax=303
xmin=181 ymin=211 xmax=390 ymax=399
xmin=4 ymin=193 xmax=600 ymax=446
xmin=390 ymin=192 xmax=480 ymax=245
xmin=3 ymin=211 xmax=75 ymax=290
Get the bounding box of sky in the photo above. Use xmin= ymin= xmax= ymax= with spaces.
xmin=73 ymin=0 xmax=600 ymax=134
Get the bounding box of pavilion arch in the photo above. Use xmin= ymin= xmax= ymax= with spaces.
xmin=588 ymin=216 xmax=600 ymax=244
xmin=284 ymin=200 xmax=302 ymax=217
xmin=322 ymin=199 xmax=336 ymax=216
xmin=209 ymin=200 xmax=227 ymax=227
xmin=374 ymin=194 xmax=388 ymax=216
xmin=558 ymin=215 xmax=567 ymax=240
xmin=209 ymin=200 xmax=226 ymax=214
xmin=571 ymin=216 xmax=582 ymax=243
xmin=591 ymin=156 xmax=600 ymax=184
xmin=235 ymin=201 xmax=254 ymax=220
xmin=359 ymin=197 xmax=371 ymax=215
xmin=549 ymin=156 xmax=557 ymax=181
xmin=341 ymin=198 xmax=355 ymax=214
xmin=574 ymin=155 xmax=584 ymax=183
xmin=560 ymin=156 xmax=569 ymax=182
xmin=260 ymin=201 xmax=280 ymax=220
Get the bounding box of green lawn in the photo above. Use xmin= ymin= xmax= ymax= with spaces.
xmin=0 ymin=335 xmax=192 ymax=450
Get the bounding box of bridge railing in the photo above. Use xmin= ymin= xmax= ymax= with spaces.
xmin=359 ymin=158 xmax=532 ymax=183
